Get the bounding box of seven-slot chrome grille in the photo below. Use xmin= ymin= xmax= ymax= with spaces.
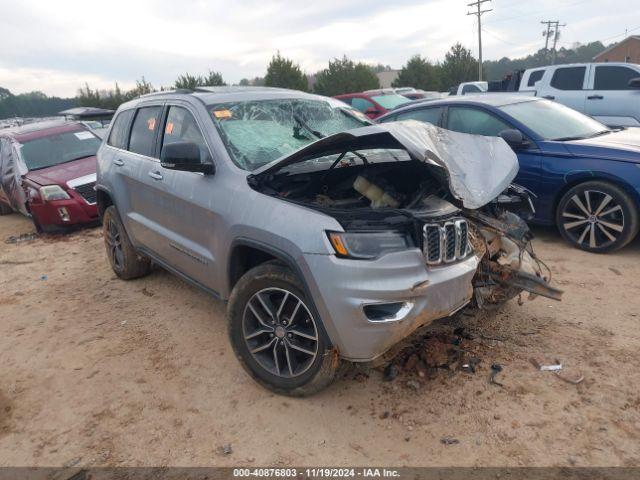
xmin=423 ymin=219 xmax=470 ymax=265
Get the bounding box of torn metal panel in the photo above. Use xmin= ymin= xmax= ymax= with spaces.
xmin=467 ymin=210 xmax=563 ymax=304
xmin=251 ymin=120 xmax=519 ymax=210
xmin=0 ymin=136 xmax=29 ymax=215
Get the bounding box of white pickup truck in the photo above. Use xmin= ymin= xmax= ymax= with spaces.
xmin=519 ymin=62 xmax=640 ymax=127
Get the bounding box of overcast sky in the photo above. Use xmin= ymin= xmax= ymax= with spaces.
xmin=0 ymin=0 xmax=639 ymax=97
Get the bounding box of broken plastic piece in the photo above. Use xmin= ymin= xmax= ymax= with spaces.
xmin=529 ymin=358 xmax=563 ymax=371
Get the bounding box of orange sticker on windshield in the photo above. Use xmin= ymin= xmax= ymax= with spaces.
xmin=147 ymin=118 xmax=156 ymax=131
xmin=213 ymin=109 xmax=232 ymax=119
xmin=165 ymin=122 xmax=174 ymax=134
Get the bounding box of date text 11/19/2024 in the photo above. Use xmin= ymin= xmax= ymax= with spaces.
xmin=233 ymin=468 xmax=401 ymax=478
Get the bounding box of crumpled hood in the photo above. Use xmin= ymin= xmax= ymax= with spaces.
xmin=250 ymin=120 xmax=519 ymax=209
xmin=24 ymin=155 xmax=97 ymax=187
xmin=563 ymin=129 xmax=640 ymax=164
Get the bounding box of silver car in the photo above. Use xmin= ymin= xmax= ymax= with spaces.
xmin=96 ymin=87 xmax=561 ymax=396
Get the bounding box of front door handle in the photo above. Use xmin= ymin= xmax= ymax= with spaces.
xmin=148 ymin=171 xmax=163 ymax=181
xmin=587 ymin=95 xmax=604 ymax=100
xmin=542 ymin=95 xmax=555 ymax=100
xmin=113 ymin=159 xmax=124 ymax=166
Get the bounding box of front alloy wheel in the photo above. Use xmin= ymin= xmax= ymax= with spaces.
xmin=227 ymin=262 xmax=339 ymax=396
xmin=106 ymin=216 xmax=125 ymax=271
xmin=557 ymin=181 xmax=639 ymax=253
xmin=243 ymin=287 xmax=319 ymax=378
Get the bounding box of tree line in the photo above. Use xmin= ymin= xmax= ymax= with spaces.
xmin=0 ymin=40 xmax=607 ymax=119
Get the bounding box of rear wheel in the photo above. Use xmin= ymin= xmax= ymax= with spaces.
xmin=227 ymin=262 xmax=339 ymax=396
xmin=102 ymin=206 xmax=151 ymax=279
xmin=556 ymin=181 xmax=639 ymax=253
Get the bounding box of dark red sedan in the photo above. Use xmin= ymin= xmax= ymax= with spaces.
xmin=0 ymin=121 xmax=101 ymax=232
xmin=334 ymin=90 xmax=411 ymax=119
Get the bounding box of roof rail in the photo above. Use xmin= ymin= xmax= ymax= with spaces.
xmin=139 ymin=89 xmax=193 ymax=98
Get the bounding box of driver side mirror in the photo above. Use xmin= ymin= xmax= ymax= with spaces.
xmin=160 ymin=141 xmax=214 ymax=174
xmin=628 ymin=77 xmax=640 ymax=88
xmin=499 ymin=129 xmax=529 ymax=149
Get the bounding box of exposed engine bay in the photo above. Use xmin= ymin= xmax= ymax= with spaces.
xmin=249 ymin=121 xmax=563 ymax=305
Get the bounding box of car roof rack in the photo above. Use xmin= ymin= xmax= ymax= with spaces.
xmin=139 ymin=89 xmax=194 ymax=98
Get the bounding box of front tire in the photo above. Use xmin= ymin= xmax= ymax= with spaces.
xmin=102 ymin=206 xmax=151 ymax=279
xmin=227 ymin=262 xmax=339 ymax=396
xmin=556 ymin=181 xmax=639 ymax=253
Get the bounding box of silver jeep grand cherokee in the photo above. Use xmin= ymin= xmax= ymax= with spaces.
xmin=96 ymin=87 xmax=561 ymax=396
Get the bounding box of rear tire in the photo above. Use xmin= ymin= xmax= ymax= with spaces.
xmin=556 ymin=181 xmax=639 ymax=253
xmin=102 ymin=205 xmax=151 ymax=279
xmin=227 ymin=262 xmax=339 ymax=396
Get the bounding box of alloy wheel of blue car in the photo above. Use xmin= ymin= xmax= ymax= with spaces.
xmin=557 ymin=181 xmax=639 ymax=253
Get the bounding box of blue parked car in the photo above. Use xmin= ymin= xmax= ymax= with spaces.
xmin=378 ymin=95 xmax=640 ymax=253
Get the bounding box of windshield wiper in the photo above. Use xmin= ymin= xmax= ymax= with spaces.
xmin=292 ymin=113 xmax=325 ymax=140
xmin=553 ymin=130 xmax=611 ymax=142
xmin=587 ymin=129 xmax=612 ymax=138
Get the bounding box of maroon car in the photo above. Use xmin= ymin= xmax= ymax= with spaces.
xmin=0 ymin=121 xmax=101 ymax=232
xmin=334 ymin=90 xmax=411 ymax=119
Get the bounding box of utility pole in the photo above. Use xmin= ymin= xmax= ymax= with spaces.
xmin=541 ymin=20 xmax=553 ymax=55
xmin=541 ymin=20 xmax=566 ymax=64
xmin=467 ymin=0 xmax=492 ymax=81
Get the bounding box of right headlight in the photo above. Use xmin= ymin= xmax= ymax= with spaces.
xmin=327 ymin=231 xmax=413 ymax=260
xmin=39 ymin=185 xmax=70 ymax=201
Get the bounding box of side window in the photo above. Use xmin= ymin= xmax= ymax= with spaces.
xmin=107 ymin=109 xmax=134 ymax=149
xmin=446 ymin=107 xmax=511 ymax=137
xmin=527 ymin=70 xmax=544 ymax=87
xmin=351 ymin=97 xmax=375 ymax=112
xmin=129 ymin=106 xmax=162 ymax=157
xmin=396 ymin=107 xmax=443 ymax=125
xmin=550 ymin=67 xmax=586 ymax=90
xmin=594 ymin=66 xmax=639 ymax=90
xmin=161 ymin=106 xmax=211 ymax=162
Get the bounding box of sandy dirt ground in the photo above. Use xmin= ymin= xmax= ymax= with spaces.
xmin=0 ymin=212 xmax=639 ymax=468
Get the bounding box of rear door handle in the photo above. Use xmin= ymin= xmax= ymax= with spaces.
xmin=113 ymin=159 xmax=124 ymax=166
xmin=148 ymin=171 xmax=163 ymax=181
xmin=587 ymin=95 xmax=604 ymax=100
xmin=542 ymin=95 xmax=555 ymax=100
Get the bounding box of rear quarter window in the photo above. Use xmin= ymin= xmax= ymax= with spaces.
xmin=527 ymin=70 xmax=544 ymax=87
xmin=107 ymin=109 xmax=134 ymax=149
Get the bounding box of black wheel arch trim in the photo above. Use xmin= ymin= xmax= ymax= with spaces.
xmin=227 ymin=237 xmax=334 ymax=349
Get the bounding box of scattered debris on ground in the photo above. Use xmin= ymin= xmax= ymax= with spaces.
xmin=4 ymin=233 xmax=38 ymax=244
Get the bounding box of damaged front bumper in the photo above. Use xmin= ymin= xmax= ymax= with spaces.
xmin=301 ymin=208 xmax=562 ymax=362
xmin=302 ymin=250 xmax=478 ymax=362
xmin=466 ymin=210 xmax=563 ymax=306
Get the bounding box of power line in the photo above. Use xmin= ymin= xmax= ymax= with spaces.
xmin=598 ymin=25 xmax=640 ymax=43
xmin=482 ymin=27 xmax=527 ymax=47
xmin=485 ymin=0 xmax=589 ymax=25
xmin=467 ymin=0 xmax=492 ymax=81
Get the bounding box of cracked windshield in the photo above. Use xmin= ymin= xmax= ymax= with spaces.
xmin=210 ymin=99 xmax=368 ymax=170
